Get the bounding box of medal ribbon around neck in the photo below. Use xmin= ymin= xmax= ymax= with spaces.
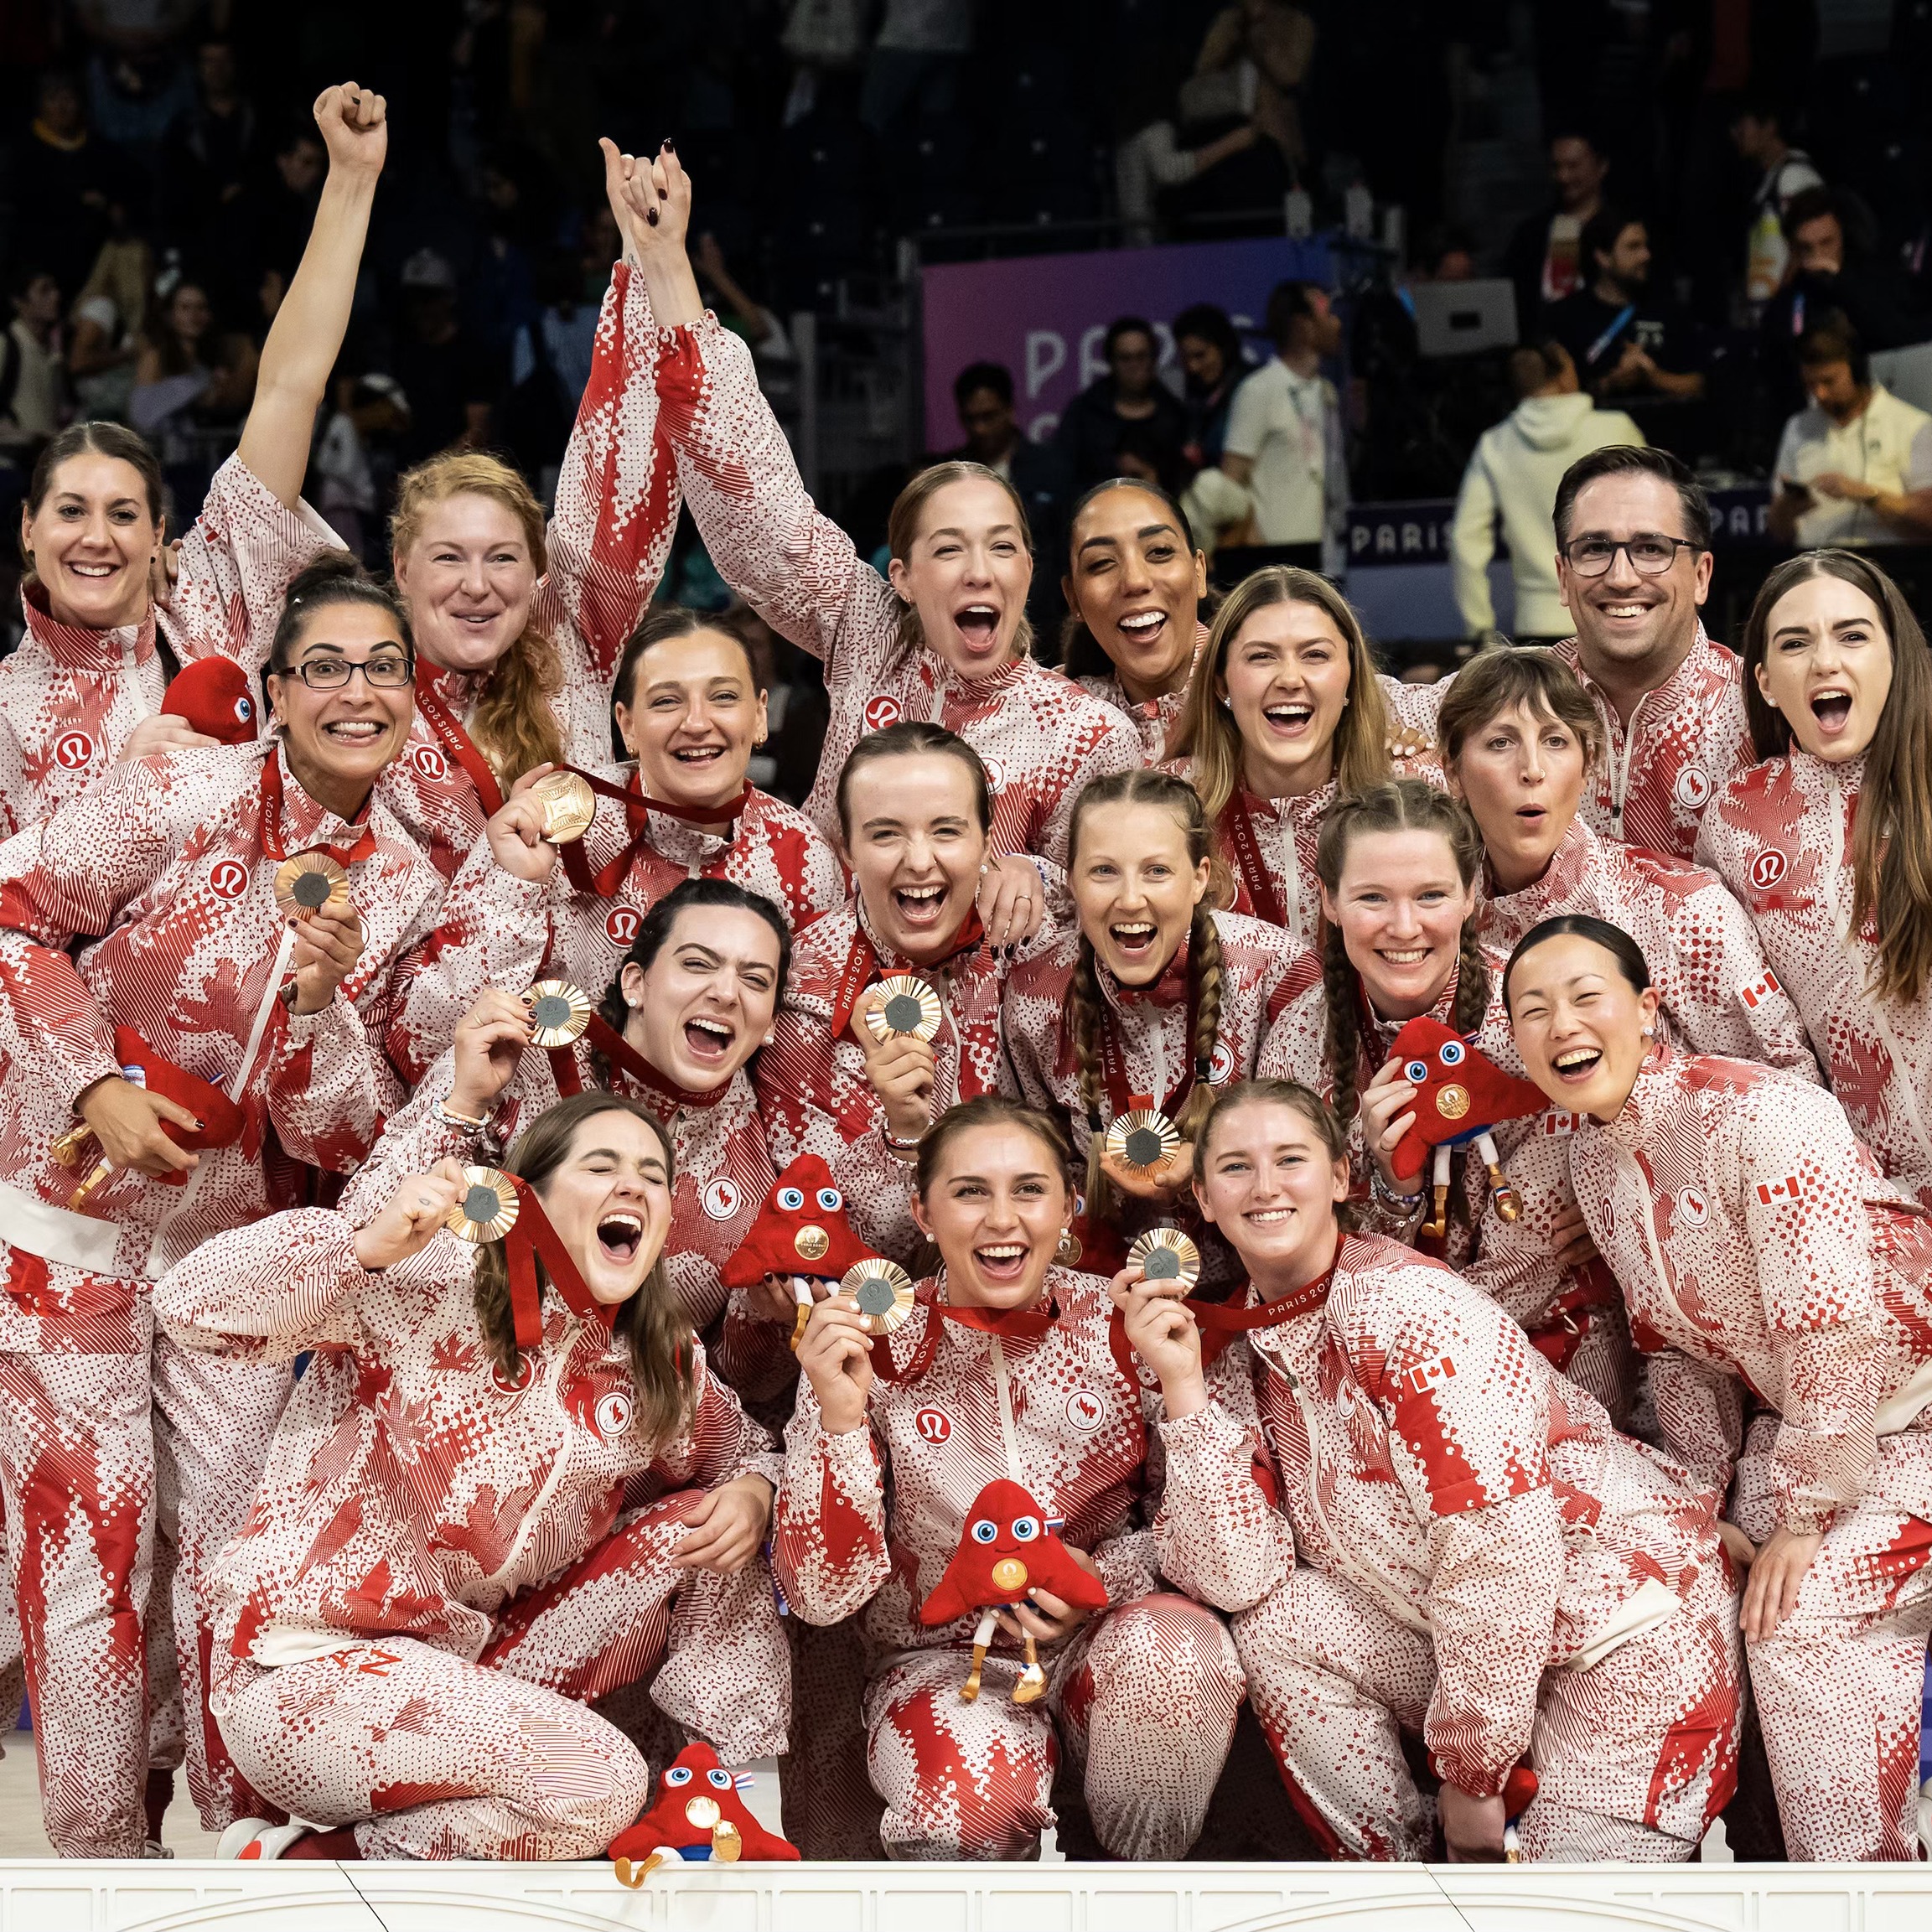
xmin=257 ymin=752 xmax=378 ymax=868
xmin=549 ymin=765 xmax=755 ymax=897
xmin=1221 ymin=789 xmax=1288 ymax=930
xmin=414 ymin=682 xmax=505 ymax=816
xmin=480 ymin=1171 xmax=619 ymax=1351
xmin=544 ymin=1004 xmax=733 ymax=1113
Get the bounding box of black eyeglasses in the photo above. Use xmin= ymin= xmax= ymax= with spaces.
xmin=1561 ymin=534 xmax=1707 ymax=578
xmin=272 ymin=651 xmax=416 ymax=690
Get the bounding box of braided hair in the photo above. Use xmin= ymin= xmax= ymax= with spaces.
xmin=1066 ymin=769 xmax=1227 ymax=1219
xmin=1314 ymin=780 xmax=1488 ymax=1137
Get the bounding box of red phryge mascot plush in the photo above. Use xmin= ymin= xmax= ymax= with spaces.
xmin=722 ymin=1154 xmax=884 ymax=1349
xmin=162 ymin=655 xmax=259 ymax=744
xmin=609 ymin=1743 xmax=800 ymax=1884
xmin=1386 ymin=1017 xmax=1549 ymax=1239
xmin=917 ymin=1478 xmax=1110 ymax=1705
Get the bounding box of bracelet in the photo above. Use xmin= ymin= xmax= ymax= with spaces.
xmin=1369 ymin=1163 xmax=1423 ymax=1213
xmin=438 ymin=1100 xmax=489 ymax=1129
xmin=880 ymin=1122 xmax=924 ymax=1165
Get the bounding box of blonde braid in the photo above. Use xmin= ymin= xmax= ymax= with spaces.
xmin=1174 ymin=907 xmax=1225 ymax=1147
xmin=1452 ymin=920 xmax=1491 ymax=1037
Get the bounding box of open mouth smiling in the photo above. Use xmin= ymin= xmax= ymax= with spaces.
xmin=597 ymin=1211 xmax=643 ymax=1263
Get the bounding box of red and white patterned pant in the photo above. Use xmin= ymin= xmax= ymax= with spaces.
xmin=0 ymin=1286 xmax=154 ymax=1856
xmin=1235 ymin=1558 xmax=1743 ymax=1861
xmin=863 ymin=1592 xmax=1244 ymax=1861
xmin=215 ymin=1489 xmax=784 ymax=1858
xmin=1747 ymin=1481 xmax=1932 ymax=1860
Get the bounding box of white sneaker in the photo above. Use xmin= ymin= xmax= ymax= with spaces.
xmin=216 ymin=1818 xmax=312 ymax=1861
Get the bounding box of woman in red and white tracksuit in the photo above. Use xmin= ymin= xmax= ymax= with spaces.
xmin=1256 ymin=780 xmax=1630 ymax=1417
xmin=1507 ymin=914 xmax=1932 ymax=1860
xmin=370 ymin=142 xmax=686 ymax=878
xmin=1162 ymin=566 xmax=1434 ymax=969
xmin=1005 ymin=769 xmax=1297 ymax=1275
xmin=0 ymin=562 xmax=445 ymax=1852
xmin=1696 ymin=551 xmax=1932 ymax=1209
xmin=1439 ymin=647 xmax=1818 ymax=1077
xmin=151 ymin=1068 xmax=787 ymax=1862
xmin=1122 ymin=1079 xmax=1742 ymax=1862
xmin=391 ymin=605 xmax=840 ymax=1081
xmin=0 ymin=82 xmax=385 ymax=837
xmin=621 ymin=150 xmax=1135 ymax=907
xmin=411 ymin=879 xmax=787 ymax=1373
xmin=751 ymin=723 xmax=1033 ymax=1273
xmin=776 ymin=1095 xmax=1243 ymax=1859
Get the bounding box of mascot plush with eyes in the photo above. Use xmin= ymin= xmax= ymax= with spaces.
xmin=918 ymin=1478 xmax=1110 ymax=1705
xmin=722 ymin=1155 xmax=890 ymax=1349
xmin=1386 ymin=1017 xmax=1548 ymax=1239
xmin=609 ymin=1743 xmax=800 ymax=1883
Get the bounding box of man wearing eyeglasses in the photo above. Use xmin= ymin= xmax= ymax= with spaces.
xmin=1542 ymin=444 xmax=1753 ymax=859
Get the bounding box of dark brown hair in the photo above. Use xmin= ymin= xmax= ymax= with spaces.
xmin=1315 ymin=780 xmax=1489 ymax=1134
xmin=1436 ymin=645 xmax=1603 ymax=773
xmin=1057 ymin=476 xmax=1207 ymax=683
xmin=23 ymin=422 xmax=166 ymax=566
xmin=914 ymin=1094 xmax=1076 ymax=1203
xmin=1741 ymin=549 xmax=1932 ymax=1004
xmin=594 ymin=878 xmax=791 ymax=1050
xmin=611 ymin=603 xmax=759 ymax=738
xmin=833 ymin=718 xmax=992 ymax=846
xmin=471 ymin=1092 xmax=694 ymax=1445
xmin=267 ymin=552 xmax=413 ymax=672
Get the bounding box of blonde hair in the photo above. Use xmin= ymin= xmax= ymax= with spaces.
xmin=1065 ymin=769 xmax=1226 ymax=1220
xmin=1168 ymin=566 xmax=1391 ymax=822
xmin=391 ymin=451 xmax=566 ymax=784
xmin=884 ymin=460 xmax=1035 ymax=662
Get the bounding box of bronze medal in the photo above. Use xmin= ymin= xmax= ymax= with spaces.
xmin=1127 ymin=1225 xmax=1202 ymax=1290
xmin=842 ymin=1257 xmax=915 ymax=1335
xmin=863 ymin=975 xmax=943 ymax=1044
xmin=273 ymin=852 xmax=350 ymax=919
xmin=1104 ymin=1108 xmax=1181 ymax=1176
xmin=444 ymin=1166 xmax=520 ymax=1244
xmin=523 ymin=979 xmax=593 ymax=1049
xmin=530 ymin=769 xmax=596 ymax=844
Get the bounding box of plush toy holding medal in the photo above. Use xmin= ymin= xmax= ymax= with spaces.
xmin=1385 ymin=1017 xmax=1548 ymax=1239
xmin=722 ymin=1155 xmax=914 ymax=1348
xmin=609 ymin=1743 xmax=800 ymax=1884
xmin=918 ymin=1478 xmax=1110 ymax=1705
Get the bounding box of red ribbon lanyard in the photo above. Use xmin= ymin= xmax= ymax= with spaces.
xmin=257 ymin=754 xmax=377 ymax=867
xmin=546 ymin=1010 xmax=731 ymax=1111
xmin=828 ymin=914 xmax=988 ymax=1039
xmin=935 ymin=1295 xmax=1059 ymax=1344
xmin=557 ymin=766 xmax=755 ymax=897
xmin=501 ymin=1172 xmax=618 ymax=1351
xmin=1221 ymin=789 xmax=1287 ymax=930
xmin=1096 ymin=1001 xmax=1199 ymax=1125
xmin=414 ymin=684 xmax=505 ymax=817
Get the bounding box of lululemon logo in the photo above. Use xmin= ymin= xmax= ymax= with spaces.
xmin=410 ymin=743 xmax=448 ymax=782
xmin=53 ymin=730 xmax=94 ymax=769
xmin=914 ymin=1407 xmax=952 ymax=1443
xmin=863 ymin=695 xmax=902 ymax=732
xmin=1749 ymin=848 xmax=1788 ymax=891
xmin=208 ymin=857 xmax=250 ymax=900
xmin=605 ymin=906 xmax=641 ymax=946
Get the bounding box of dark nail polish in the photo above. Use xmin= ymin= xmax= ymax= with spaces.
xmin=662 ymin=137 xmax=676 ymax=153
xmin=646 ymin=208 xmax=659 ymax=225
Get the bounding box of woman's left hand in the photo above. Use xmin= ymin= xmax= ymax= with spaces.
xmin=1740 ymin=1523 xmax=1824 ymax=1641
xmin=976 ymin=852 xmax=1045 ymax=950
xmin=671 ymin=1474 xmax=774 ymax=1574
xmin=995 ymin=1543 xmax=1103 ymax=1646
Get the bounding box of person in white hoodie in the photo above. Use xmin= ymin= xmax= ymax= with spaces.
xmin=1451 ymin=342 xmax=1645 ymax=643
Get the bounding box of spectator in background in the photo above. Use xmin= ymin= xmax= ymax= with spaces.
xmin=1192 ymin=0 xmax=1317 ymax=179
xmin=696 ymin=231 xmax=795 ymax=368
xmin=158 ymin=40 xmax=260 ymax=300
xmin=1729 ymin=94 xmax=1822 ymax=307
xmin=504 ymin=205 xmax=619 ymax=478
xmin=130 ymin=272 xmax=257 ymax=514
xmin=859 ymin=0 xmax=972 ymax=139
xmin=1220 ymin=278 xmax=1344 ymax=563
xmin=1054 ymin=315 xmax=1189 ymax=490
xmin=65 ymin=235 xmax=150 ymax=420
xmin=1451 ymin=340 xmax=1644 ymax=645
xmin=238 ymin=117 xmax=326 ymax=293
xmin=314 ymin=370 xmax=410 ymax=562
xmin=1115 ymin=115 xmax=1260 ymax=249
xmin=391 ymin=248 xmax=501 ymax=465
xmin=1547 ymin=211 xmax=1706 ymax=407
xmin=947 ymin=359 xmax=1072 ymax=635
xmin=0 ymin=266 xmax=69 ymax=534
xmin=8 ymin=70 xmax=127 ymax=301
xmin=1503 ymin=130 xmax=1610 ymax=331
xmin=1769 ymin=313 xmax=1932 ymax=547
xmin=1173 ymin=301 xmax=1254 ymax=470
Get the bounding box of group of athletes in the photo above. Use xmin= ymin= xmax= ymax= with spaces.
xmin=1 ymin=79 xmax=1927 ymax=1872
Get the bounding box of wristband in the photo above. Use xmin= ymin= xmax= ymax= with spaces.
xmin=438 ymin=1100 xmax=490 ymax=1129
xmin=1370 ymin=1163 xmax=1423 ymax=1213
xmin=880 ymin=1122 xmax=924 ymax=1165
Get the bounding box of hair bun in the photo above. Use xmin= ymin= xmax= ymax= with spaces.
xmin=282 ymin=551 xmax=375 ymax=607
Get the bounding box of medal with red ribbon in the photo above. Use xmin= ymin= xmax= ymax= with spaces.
xmin=544 ymin=765 xmax=754 ymax=897
xmin=1221 ymin=788 xmax=1287 ymax=930
xmin=831 ymin=914 xmax=994 ymax=1098
xmin=443 ymin=1164 xmax=619 ymax=1351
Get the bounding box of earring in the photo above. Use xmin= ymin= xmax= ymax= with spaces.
xmin=627 ymin=996 xmax=641 ymax=1010
xmin=763 ymin=1031 xmax=774 ymax=1045
xmin=1640 ymin=1027 xmax=1655 ymax=1039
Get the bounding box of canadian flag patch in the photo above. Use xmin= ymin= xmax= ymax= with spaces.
xmin=1756 ymin=1176 xmax=1804 ymax=1205
xmin=1739 ymin=971 xmax=1783 ymax=1010
xmin=1399 ymin=1354 xmax=1457 ymax=1399
xmin=1541 ymin=1109 xmax=1585 ymax=1137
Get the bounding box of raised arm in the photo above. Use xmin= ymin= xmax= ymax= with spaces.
xmin=236 ymin=83 xmax=386 ymax=508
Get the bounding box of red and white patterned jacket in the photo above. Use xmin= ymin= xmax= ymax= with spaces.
xmin=1567 ymin=1047 xmax=1932 ymax=1536
xmin=373 ymin=264 xmax=681 ymax=878
xmin=0 ymin=740 xmax=443 ymax=1301
xmin=1154 ymin=1232 xmax=1728 ymax=1800
xmin=654 ymin=315 xmax=1142 ymax=866
xmin=773 ymin=1270 xmax=1161 ymax=1664
xmin=391 ymin=769 xmax=841 ymax=1084
xmin=1695 ymin=752 xmax=1932 ymax=1208
xmin=1482 ymin=816 xmax=1818 ymax=1078
xmin=0 ymin=456 xmax=337 ymax=835
xmin=752 ymin=899 xmax=1028 ymax=1267
xmin=1070 ymin=620 xmax=1208 ymax=764
xmin=150 ymin=1095 xmax=785 ymax=1761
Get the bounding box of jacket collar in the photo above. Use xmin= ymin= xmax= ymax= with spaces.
xmin=20 ymin=580 xmax=158 ymax=671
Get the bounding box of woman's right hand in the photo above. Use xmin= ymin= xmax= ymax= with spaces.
xmin=484 ymin=765 xmax=562 ymax=883
xmin=1109 ymin=1266 xmax=1207 ymax=1419
xmin=796 ymin=1292 xmax=873 ymax=1435
xmin=1357 ymin=1056 xmax=1420 ymax=1198
xmin=76 ymin=1074 xmax=202 ymax=1178
xmin=849 ymin=987 xmax=936 ymax=1144
xmin=449 ymin=988 xmax=534 ymax=1119
xmin=353 ymin=1158 xmax=467 ymax=1272
xmin=600 ymin=139 xmax=704 ymax=329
